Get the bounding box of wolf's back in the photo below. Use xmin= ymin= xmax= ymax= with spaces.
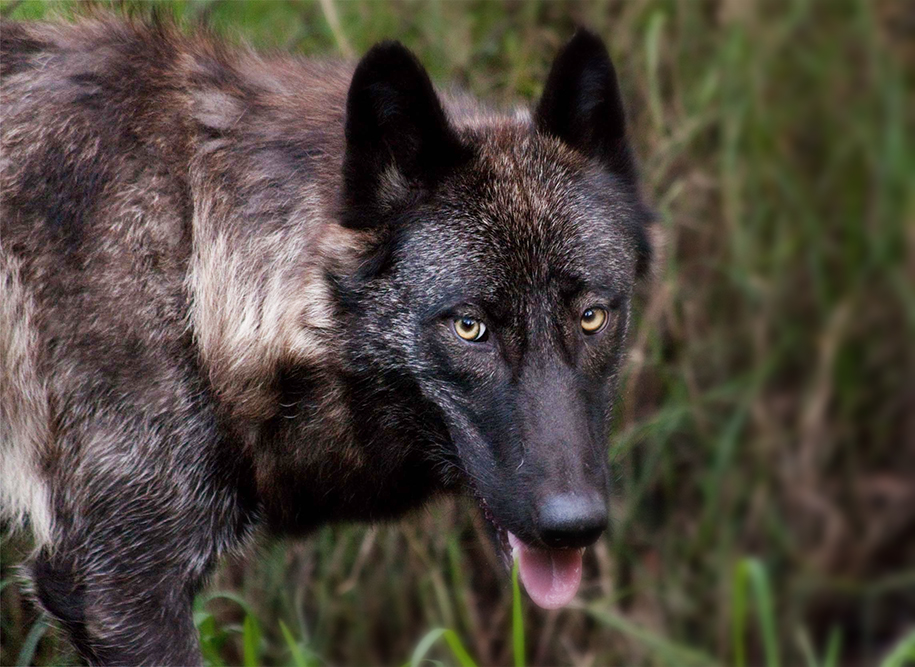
xmin=0 ymin=18 xmax=198 ymax=543
xmin=0 ymin=17 xmax=361 ymax=544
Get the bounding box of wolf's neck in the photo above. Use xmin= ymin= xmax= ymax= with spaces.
xmin=242 ymin=359 xmax=455 ymax=535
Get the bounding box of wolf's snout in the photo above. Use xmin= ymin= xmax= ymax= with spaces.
xmin=536 ymin=492 xmax=608 ymax=549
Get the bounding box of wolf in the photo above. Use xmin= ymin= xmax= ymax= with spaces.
xmin=0 ymin=14 xmax=652 ymax=665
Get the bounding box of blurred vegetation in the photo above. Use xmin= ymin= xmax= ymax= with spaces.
xmin=1 ymin=0 xmax=912 ymax=665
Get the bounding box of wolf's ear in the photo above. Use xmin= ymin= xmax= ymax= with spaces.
xmin=342 ymin=41 xmax=467 ymax=227
xmin=535 ymin=30 xmax=635 ymax=183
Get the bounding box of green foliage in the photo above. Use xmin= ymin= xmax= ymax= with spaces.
xmin=242 ymin=615 xmax=262 ymax=667
xmin=16 ymin=615 xmax=49 ymax=667
xmin=406 ymin=628 xmax=477 ymax=667
xmin=512 ymin=560 xmax=525 ymax=667
xmin=879 ymin=631 xmax=915 ymax=667
xmin=585 ymin=604 xmax=719 ymax=666
xmin=278 ymin=620 xmax=314 ymax=667
xmin=1 ymin=0 xmax=910 ymax=665
xmin=732 ymin=558 xmax=780 ymax=667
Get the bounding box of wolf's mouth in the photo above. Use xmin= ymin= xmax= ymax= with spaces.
xmin=479 ymin=500 xmax=584 ymax=609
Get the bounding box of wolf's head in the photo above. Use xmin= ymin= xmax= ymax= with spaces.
xmin=337 ymin=30 xmax=652 ymax=609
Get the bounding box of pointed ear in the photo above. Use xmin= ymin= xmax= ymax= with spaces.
xmin=342 ymin=41 xmax=468 ymax=228
xmin=535 ymin=29 xmax=635 ymax=183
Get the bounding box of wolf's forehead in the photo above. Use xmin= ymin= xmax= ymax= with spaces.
xmin=419 ymin=160 xmax=625 ymax=294
xmin=446 ymin=128 xmax=593 ymax=231
xmin=473 ymin=124 xmax=588 ymax=194
xmin=411 ymin=121 xmax=637 ymax=290
xmin=446 ymin=128 xmax=617 ymax=245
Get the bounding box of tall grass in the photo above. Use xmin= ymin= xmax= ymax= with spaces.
xmin=1 ymin=0 xmax=911 ymax=665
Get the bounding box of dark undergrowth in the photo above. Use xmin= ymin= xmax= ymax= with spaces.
xmin=1 ymin=1 xmax=912 ymax=665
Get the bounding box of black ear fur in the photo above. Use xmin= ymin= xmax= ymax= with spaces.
xmin=342 ymin=41 xmax=468 ymax=228
xmin=536 ymin=29 xmax=635 ymax=184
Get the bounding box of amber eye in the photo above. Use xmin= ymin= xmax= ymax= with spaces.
xmin=580 ymin=307 xmax=608 ymax=334
xmin=454 ymin=317 xmax=487 ymax=342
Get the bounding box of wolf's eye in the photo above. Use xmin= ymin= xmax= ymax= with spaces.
xmin=453 ymin=317 xmax=487 ymax=342
xmin=580 ymin=307 xmax=608 ymax=334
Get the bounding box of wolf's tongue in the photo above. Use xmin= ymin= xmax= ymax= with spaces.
xmin=507 ymin=532 xmax=582 ymax=609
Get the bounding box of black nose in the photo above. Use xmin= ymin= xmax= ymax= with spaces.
xmin=536 ymin=492 xmax=608 ymax=549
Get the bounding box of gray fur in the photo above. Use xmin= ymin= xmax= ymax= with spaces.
xmin=0 ymin=16 xmax=651 ymax=665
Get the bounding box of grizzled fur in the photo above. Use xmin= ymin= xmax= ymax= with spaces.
xmin=0 ymin=15 xmax=651 ymax=665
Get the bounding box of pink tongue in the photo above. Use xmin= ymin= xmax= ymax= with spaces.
xmin=508 ymin=532 xmax=582 ymax=609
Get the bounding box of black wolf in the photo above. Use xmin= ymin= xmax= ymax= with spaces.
xmin=0 ymin=15 xmax=652 ymax=665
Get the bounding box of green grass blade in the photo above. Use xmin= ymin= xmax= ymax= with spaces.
xmin=745 ymin=559 xmax=780 ymax=667
xmin=409 ymin=628 xmax=446 ymax=667
xmin=512 ymin=560 xmax=525 ymax=667
xmin=879 ymin=630 xmax=915 ymax=667
xmin=406 ymin=627 xmax=477 ymax=667
xmin=442 ymin=629 xmax=478 ymax=667
xmin=795 ymin=628 xmax=818 ymax=667
xmin=279 ymin=620 xmax=311 ymax=667
xmin=197 ymin=590 xmax=255 ymax=618
xmin=823 ymin=626 xmax=843 ymax=667
xmin=242 ymin=614 xmax=261 ymax=667
xmin=196 ymin=612 xmax=226 ymax=667
xmin=644 ymin=9 xmax=666 ymax=134
xmin=734 ymin=559 xmax=780 ymax=667
xmin=732 ymin=560 xmax=748 ymax=667
xmin=16 ymin=615 xmax=48 ymax=667
xmin=586 ymin=604 xmax=719 ymax=666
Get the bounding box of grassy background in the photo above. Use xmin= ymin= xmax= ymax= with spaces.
xmin=1 ymin=0 xmax=912 ymax=665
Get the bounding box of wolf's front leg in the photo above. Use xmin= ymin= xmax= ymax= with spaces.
xmin=31 ymin=544 xmax=204 ymax=666
xmin=25 ymin=421 xmax=252 ymax=666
